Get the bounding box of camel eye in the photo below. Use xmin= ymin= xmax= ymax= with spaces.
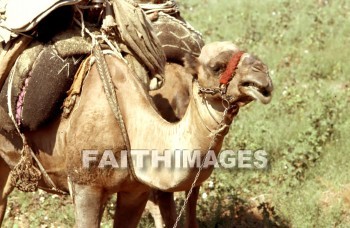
xmin=211 ymin=64 xmax=224 ymax=75
xmin=213 ymin=65 xmax=220 ymax=72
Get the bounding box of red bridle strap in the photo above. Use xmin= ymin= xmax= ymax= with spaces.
xmin=219 ymin=51 xmax=245 ymax=85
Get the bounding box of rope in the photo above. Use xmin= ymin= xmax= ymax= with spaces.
xmin=91 ymin=42 xmax=148 ymax=186
xmin=92 ymin=43 xmax=131 ymax=151
xmin=73 ymin=7 xmax=126 ymax=63
xmin=172 ymin=111 xmax=230 ymax=228
xmin=139 ymin=0 xmax=178 ymax=14
xmin=6 ymin=59 xmax=66 ymax=194
xmin=74 ymin=5 xmax=86 ymax=38
xmin=74 ymin=10 xmax=147 ymax=186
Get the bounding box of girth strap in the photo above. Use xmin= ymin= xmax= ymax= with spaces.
xmin=92 ymin=44 xmax=143 ymax=183
xmin=92 ymin=44 xmax=131 ymax=151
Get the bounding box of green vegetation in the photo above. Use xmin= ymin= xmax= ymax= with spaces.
xmin=3 ymin=0 xmax=350 ymax=227
xmin=180 ymin=0 xmax=350 ymax=227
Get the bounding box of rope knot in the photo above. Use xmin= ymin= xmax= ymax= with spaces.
xmin=10 ymin=145 xmax=41 ymax=192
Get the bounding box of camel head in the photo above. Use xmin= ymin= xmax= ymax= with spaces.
xmin=185 ymin=41 xmax=273 ymax=111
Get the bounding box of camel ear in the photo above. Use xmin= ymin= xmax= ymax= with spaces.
xmin=183 ymin=54 xmax=200 ymax=78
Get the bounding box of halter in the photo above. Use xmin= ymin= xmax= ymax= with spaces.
xmin=220 ymin=51 xmax=245 ymax=84
xmin=198 ymin=51 xmax=245 ymax=103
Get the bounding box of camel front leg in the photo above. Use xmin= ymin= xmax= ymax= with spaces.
xmin=154 ymin=190 xmax=177 ymax=228
xmin=147 ymin=190 xmax=177 ymax=228
xmin=185 ymin=186 xmax=200 ymax=228
xmin=0 ymin=157 xmax=14 ymax=225
xmin=151 ymin=188 xmax=199 ymax=228
xmin=113 ymin=191 xmax=149 ymax=228
xmin=0 ymin=198 xmax=8 ymax=226
xmin=72 ymin=184 xmax=108 ymax=228
xmin=145 ymin=197 xmax=164 ymax=228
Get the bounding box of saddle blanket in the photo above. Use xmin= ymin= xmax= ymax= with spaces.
xmin=0 ymin=26 xmax=91 ymax=131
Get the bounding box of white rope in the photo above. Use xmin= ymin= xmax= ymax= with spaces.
xmin=139 ymin=0 xmax=178 ymax=12
xmin=100 ymin=34 xmax=128 ymax=63
xmin=73 ymin=13 xmax=127 ymax=64
xmin=7 ymin=58 xmax=23 ymax=138
xmin=74 ymin=6 xmax=86 ymax=38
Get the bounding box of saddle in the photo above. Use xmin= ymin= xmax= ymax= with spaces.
xmin=151 ymin=13 xmax=204 ymax=62
xmin=138 ymin=0 xmax=205 ymax=61
xmin=0 ymin=0 xmax=82 ymax=42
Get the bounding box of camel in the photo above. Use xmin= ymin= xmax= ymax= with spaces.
xmin=0 ymin=41 xmax=273 ymax=227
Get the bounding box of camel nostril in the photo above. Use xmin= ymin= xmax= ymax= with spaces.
xmin=242 ymin=81 xmax=267 ymax=92
xmin=241 ymin=82 xmax=255 ymax=87
xmin=261 ymin=89 xmax=271 ymax=97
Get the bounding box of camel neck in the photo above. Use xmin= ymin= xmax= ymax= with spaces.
xmin=123 ymin=78 xmax=231 ymax=191
xmin=126 ymin=81 xmax=228 ymax=153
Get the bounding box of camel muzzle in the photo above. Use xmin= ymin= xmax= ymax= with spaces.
xmin=239 ymin=75 xmax=273 ymax=104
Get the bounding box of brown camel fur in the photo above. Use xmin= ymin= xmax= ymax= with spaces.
xmin=0 ymin=41 xmax=272 ymax=227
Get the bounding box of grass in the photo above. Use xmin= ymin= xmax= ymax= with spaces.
xmin=3 ymin=0 xmax=350 ymax=227
xmin=179 ymin=0 xmax=350 ymax=227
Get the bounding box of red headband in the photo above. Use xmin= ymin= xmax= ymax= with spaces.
xmin=219 ymin=51 xmax=245 ymax=85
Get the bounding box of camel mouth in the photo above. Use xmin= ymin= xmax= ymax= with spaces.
xmin=224 ymin=81 xmax=272 ymax=106
xmin=239 ymin=81 xmax=272 ymax=104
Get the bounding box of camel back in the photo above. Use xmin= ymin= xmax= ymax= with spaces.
xmin=0 ymin=0 xmax=164 ymax=131
xmin=0 ymin=0 xmax=166 ymax=76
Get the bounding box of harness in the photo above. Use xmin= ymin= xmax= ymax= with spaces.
xmin=198 ymin=51 xmax=246 ymax=106
xmin=3 ymin=0 xmax=165 ymax=194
